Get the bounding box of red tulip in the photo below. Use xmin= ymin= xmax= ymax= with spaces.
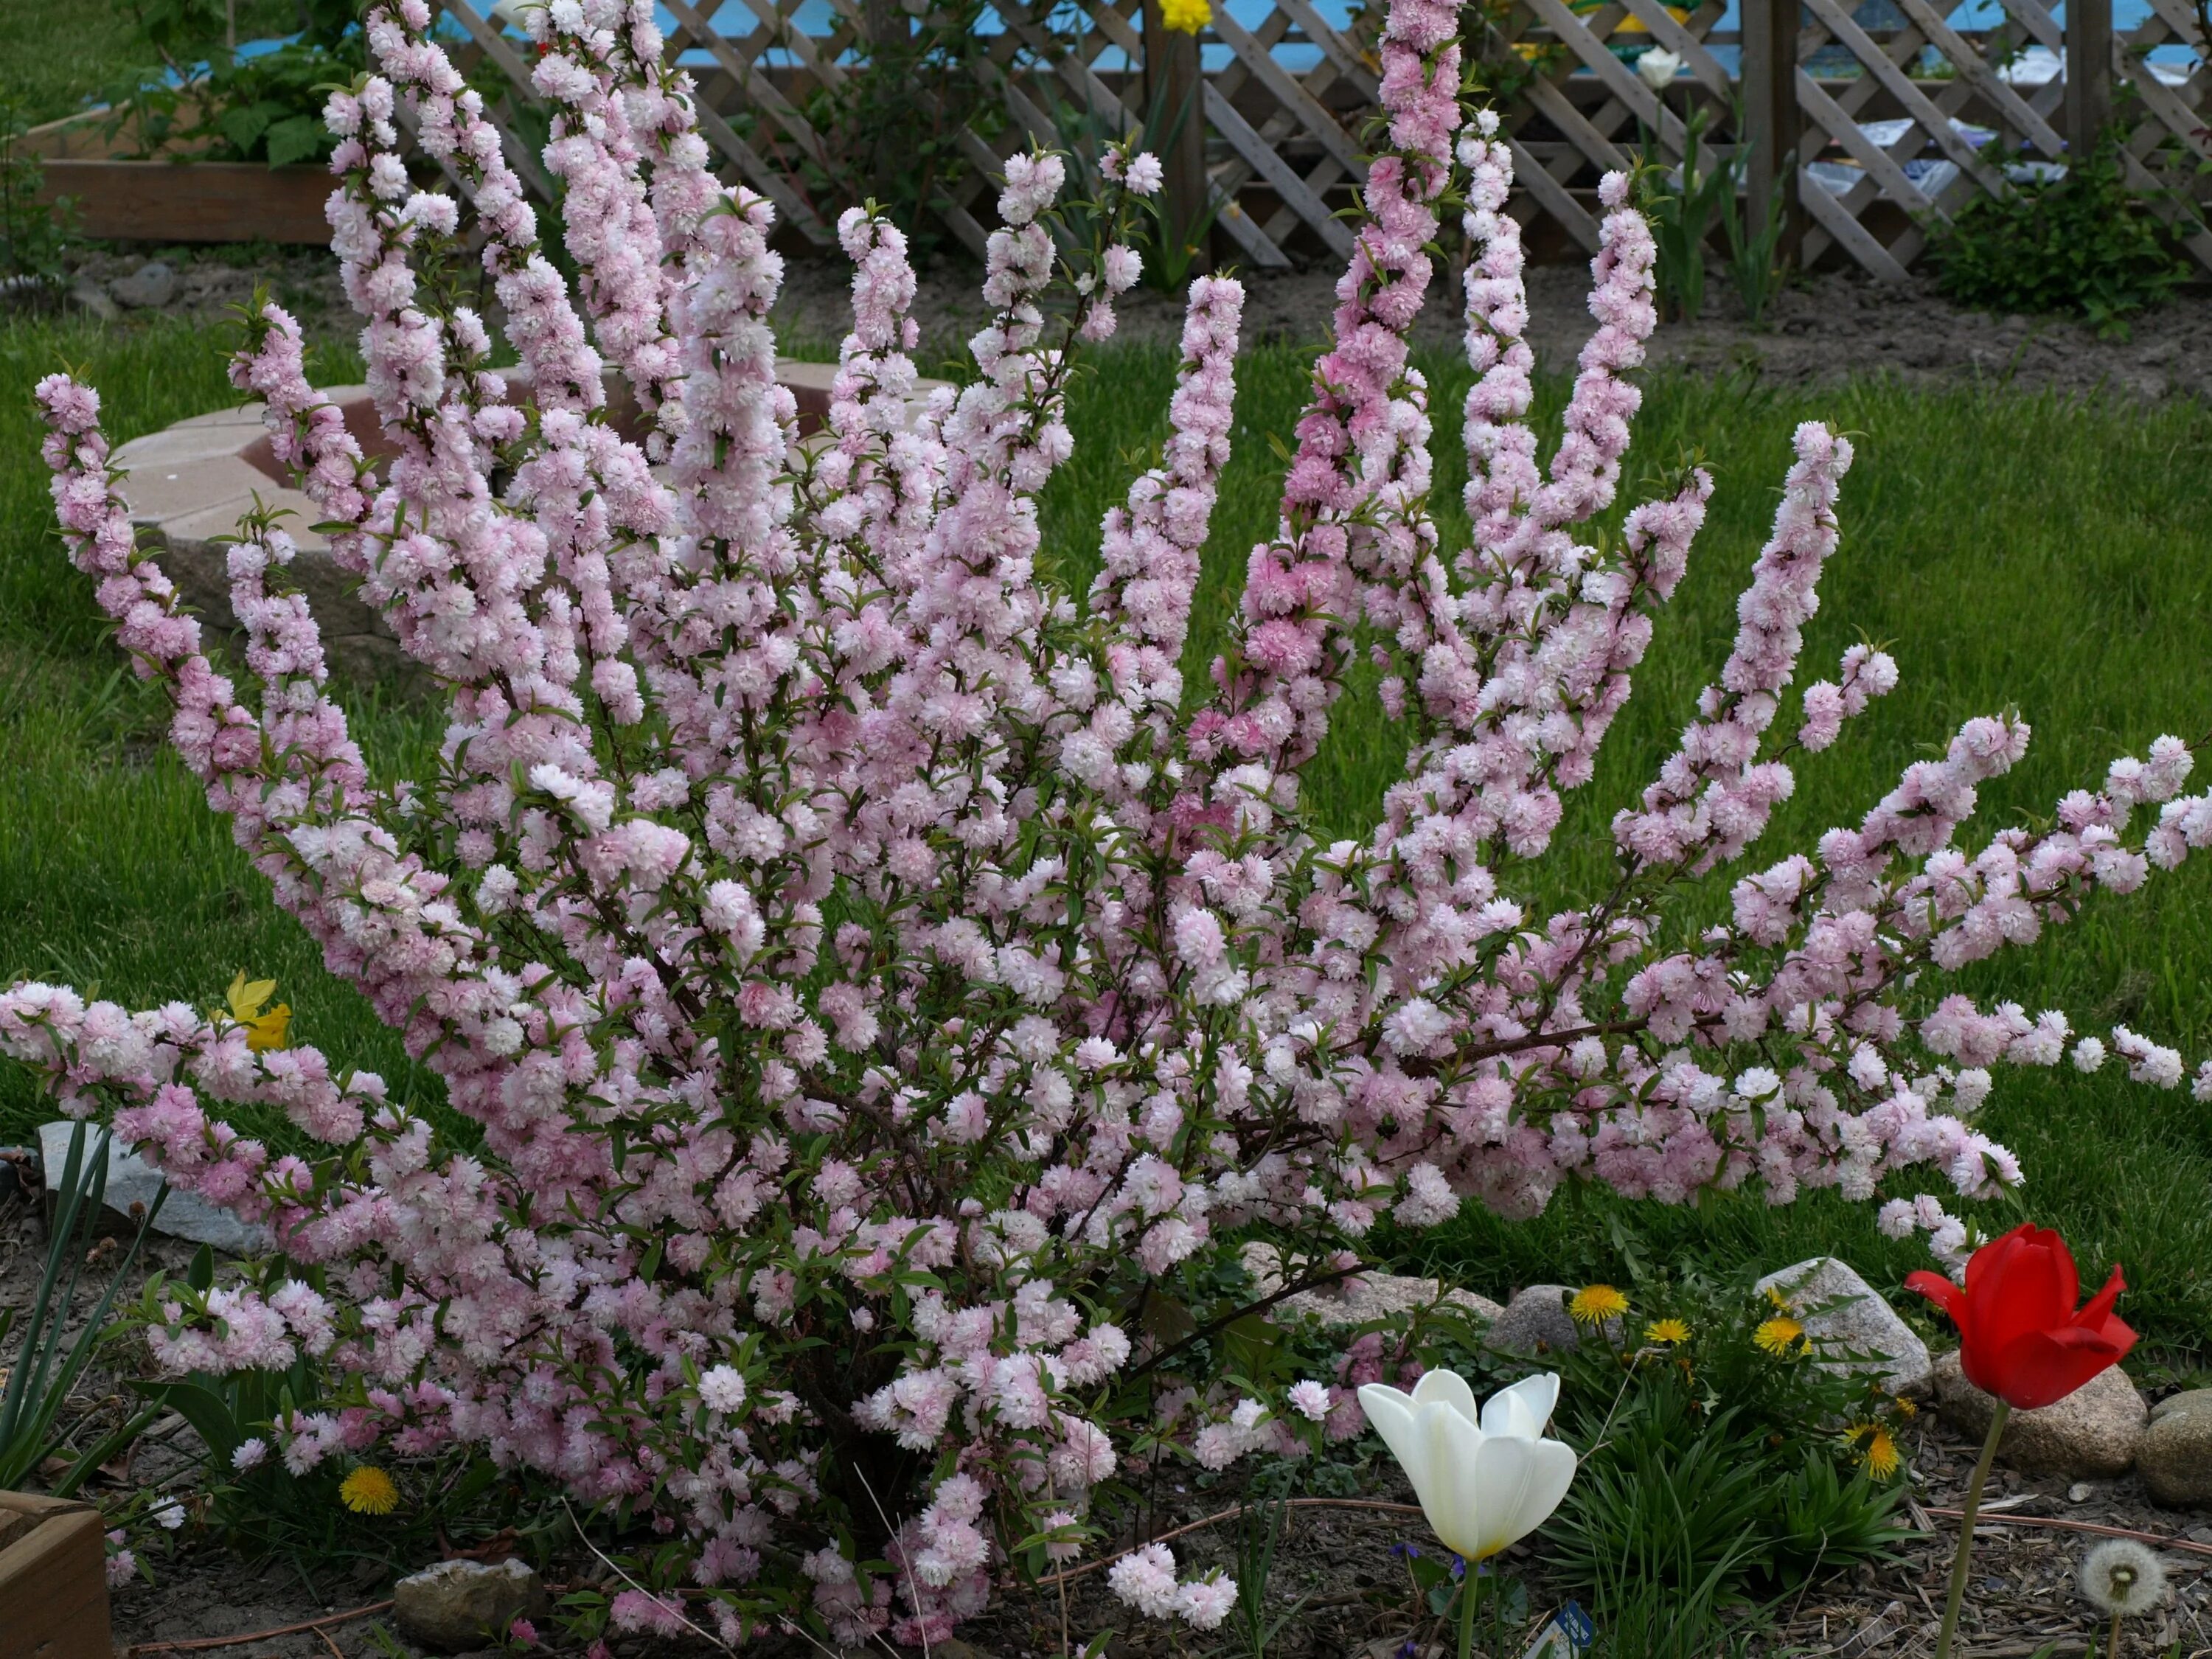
xmin=1907 ymin=1223 xmax=2135 ymax=1411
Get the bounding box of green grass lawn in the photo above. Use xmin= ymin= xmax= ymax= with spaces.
xmin=4 ymin=313 xmax=2211 ymax=1362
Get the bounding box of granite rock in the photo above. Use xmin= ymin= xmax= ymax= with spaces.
xmin=1485 ymin=1284 xmax=1601 ymax=1356
xmin=2140 ymin=1388 xmax=2212 ymax=1507
xmin=67 ymin=278 xmax=119 ymax=321
xmin=111 ymin=260 xmax=178 ymax=309
xmin=38 ymin=1121 xmax=269 ymax=1255
xmin=392 ymin=1559 xmax=548 ymax=1654
xmin=1241 ymin=1243 xmax=1502 ymax=1328
xmin=1932 ymin=1351 xmax=2145 ymax=1477
xmin=1754 ymin=1256 xmax=1932 ymax=1394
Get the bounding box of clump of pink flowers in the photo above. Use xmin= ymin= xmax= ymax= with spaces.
xmin=10 ymin=0 xmax=2211 ymax=1644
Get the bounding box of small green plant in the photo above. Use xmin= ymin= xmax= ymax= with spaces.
xmin=0 ymin=1121 xmax=167 ymax=1494
xmin=1 ymin=97 xmax=76 ymax=291
xmin=1639 ymin=107 xmax=1734 ymax=322
xmin=1927 ymin=134 xmax=2190 ymax=335
xmin=1044 ymin=77 xmax=1222 ymax=296
xmin=1225 ymin=1489 xmax=1310 ymax=1658
xmin=1717 ymin=139 xmax=1792 ymax=327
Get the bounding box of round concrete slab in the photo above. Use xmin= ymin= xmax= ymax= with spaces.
xmin=110 ymin=360 xmax=939 ymax=681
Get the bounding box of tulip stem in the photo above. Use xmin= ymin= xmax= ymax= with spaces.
xmin=1457 ymin=1563 xmax=1481 ymax=1659
xmin=1935 ymin=1400 xmax=2010 ymax=1659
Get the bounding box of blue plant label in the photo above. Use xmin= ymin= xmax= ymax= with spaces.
xmin=1518 ymin=1603 xmax=1597 ymax=1659
xmin=1560 ymin=1601 xmax=1596 ymax=1649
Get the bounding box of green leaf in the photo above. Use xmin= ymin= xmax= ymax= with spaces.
xmin=138 ymin=1377 xmax=244 ymax=1462
xmin=1138 ymin=1293 xmax=1196 ymax=1348
xmin=1221 ymin=1312 xmax=1281 ymax=1380
xmin=217 ymin=101 xmax=274 ymax=153
xmin=263 ymin=116 xmax=328 ymax=168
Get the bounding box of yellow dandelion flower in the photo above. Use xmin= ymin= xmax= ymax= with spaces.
xmin=1762 ymin=1282 xmax=1791 ymax=1311
xmin=220 ymin=972 xmax=292 ymax=1052
xmin=1753 ymin=1315 xmax=1806 ymax=1356
xmin=1159 ymin=0 xmax=1211 ymax=32
xmin=1894 ymin=1394 xmax=1919 ymax=1418
xmin=339 ymin=1465 xmax=400 ymax=1516
xmin=1568 ymin=1284 xmax=1630 ymax=1326
xmin=1851 ymin=1423 xmax=1902 ymax=1478
xmin=1644 ymin=1318 xmax=1691 ymax=1346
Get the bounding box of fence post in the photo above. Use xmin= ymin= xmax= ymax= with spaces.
xmin=864 ymin=0 xmax=903 ymax=48
xmin=1741 ymin=0 xmax=1803 ymax=265
xmin=2065 ymin=0 xmax=2115 ymax=159
xmin=1142 ymin=2 xmax=1212 ymax=273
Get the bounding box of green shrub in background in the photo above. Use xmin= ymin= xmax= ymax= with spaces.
xmin=1927 ymin=135 xmax=2191 ymax=335
xmin=796 ymin=0 xmax=1006 ymax=256
xmin=102 ymin=0 xmax=366 ymax=167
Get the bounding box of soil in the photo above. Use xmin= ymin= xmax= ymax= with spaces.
xmin=766 ymin=254 xmax=2212 ymax=406
xmin=952 ymin=1427 xmax=2212 ymax=1659
xmin=7 ymin=1157 xmax=2212 ymax=1659
xmin=14 ymin=243 xmax=2212 ymax=406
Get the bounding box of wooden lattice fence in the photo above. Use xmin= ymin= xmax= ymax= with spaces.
xmin=431 ymin=0 xmax=2211 ymax=279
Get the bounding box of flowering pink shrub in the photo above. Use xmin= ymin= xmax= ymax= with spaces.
xmin=10 ymin=0 xmax=2211 ymax=1642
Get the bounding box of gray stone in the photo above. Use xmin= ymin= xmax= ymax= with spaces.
xmin=1240 ymin=1243 xmax=1502 ymax=1329
xmin=2140 ymin=1388 xmax=2212 ymax=1507
xmin=37 ymin=1121 xmax=269 ymax=1255
xmin=1485 ymin=1284 xmax=1601 ymax=1356
xmin=111 ymin=260 xmax=179 ymax=309
xmin=392 ymin=1559 xmax=548 ymax=1654
xmin=66 ymin=278 xmax=119 ymax=321
xmin=1754 ymin=1256 xmax=1932 ymax=1394
xmin=1931 ymin=1351 xmax=2146 ymax=1478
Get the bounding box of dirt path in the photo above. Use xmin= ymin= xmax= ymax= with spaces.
xmin=769 ymin=254 xmax=2212 ymax=404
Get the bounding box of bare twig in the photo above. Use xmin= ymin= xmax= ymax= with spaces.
xmin=123 ymin=1601 xmax=393 ymax=1655
xmin=560 ymin=1496 xmax=734 ymax=1653
xmin=848 ymin=1461 xmax=932 ymax=1659
xmin=1923 ymin=1506 xmax=2212 ymax=1559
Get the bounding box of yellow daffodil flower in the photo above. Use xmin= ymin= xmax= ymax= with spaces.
xmin=220 ymin=972 xmax=292 ymax=1052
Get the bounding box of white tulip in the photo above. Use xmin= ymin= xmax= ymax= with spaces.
xmin=1357 ymin=1370 xmax=1577 ymax=1565
xmin=1635 ymin=47 xmax=1684 ymax=91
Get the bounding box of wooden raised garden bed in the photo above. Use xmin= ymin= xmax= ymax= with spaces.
xmin=25 ymin=112 xmax=331 ymax=246
xmin=0 ymin=1490 xmax=111 ymax=1659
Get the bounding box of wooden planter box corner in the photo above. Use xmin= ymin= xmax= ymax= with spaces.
xmin=0 ymin=1491 xmax=111 ymax=1659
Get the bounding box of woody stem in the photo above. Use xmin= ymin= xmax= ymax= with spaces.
xmin=1935 ymin=1400 xmax=2010 ymax=1659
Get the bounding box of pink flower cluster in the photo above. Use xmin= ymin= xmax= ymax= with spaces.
xmin=11 ymin=0 xmax=2211 ymax=1642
